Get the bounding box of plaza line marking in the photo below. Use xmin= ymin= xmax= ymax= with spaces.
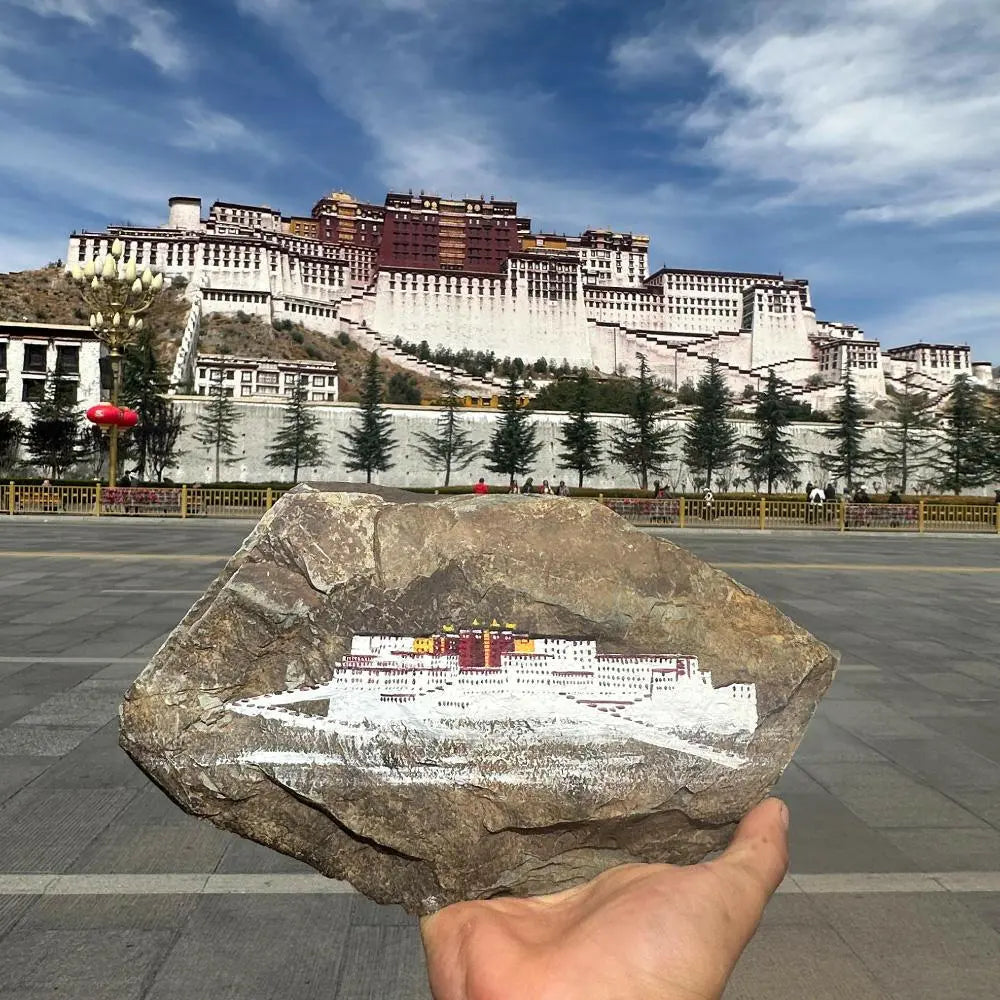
xmin=0 ymin=872 xmax=998 ymax=896
xmin=716 ymin=562 xmax=1000 ymax=573
xmin=0 ymin=550 xmax=229 ymax=563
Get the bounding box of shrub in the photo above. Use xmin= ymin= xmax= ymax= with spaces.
xmin=290 ymin=330 xmax=305 ymax=344
xmin=338 ymin=331 xmax=351 ymax=346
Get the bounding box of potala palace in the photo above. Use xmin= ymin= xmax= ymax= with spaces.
xmin=66 ymin=189 xmax=996 ymax=410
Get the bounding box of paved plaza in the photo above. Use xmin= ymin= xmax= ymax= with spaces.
xmin=0 ymin=518 xmax=998 ymax=999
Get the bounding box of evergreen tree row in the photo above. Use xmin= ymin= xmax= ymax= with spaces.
xmin=7 ymin=343 xmax=997 ymax=495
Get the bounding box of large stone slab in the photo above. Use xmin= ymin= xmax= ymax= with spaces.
xmin=120 ymin=488 xmax=836 ymax=914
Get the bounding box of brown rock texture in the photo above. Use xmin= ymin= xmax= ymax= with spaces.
xmin=120 ymin=488 xmax=836 ymax=914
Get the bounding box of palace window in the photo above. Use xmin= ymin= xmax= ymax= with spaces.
xmin=23 ymin=344 xmax=47 ymax=373
xmin=55 ymin=346 xmax=79 ymax=375
xmin=22 ymin=378 xmax=46 ymax=403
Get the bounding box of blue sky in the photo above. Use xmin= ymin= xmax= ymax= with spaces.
xmin=1 ymin=0 xmax=998 ymax=360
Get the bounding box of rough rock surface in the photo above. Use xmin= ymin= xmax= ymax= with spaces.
xmin=120 ymin=488 xmax=836 ymax=914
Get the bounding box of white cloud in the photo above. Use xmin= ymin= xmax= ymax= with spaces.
xmin=616 ymin=0 xmax=1000 ymax=225
xmin=172 ymin=101 xmax=280 ymax=161
xmin=877 ymin=291 xmax=1000 ymax=355
xmin=8 ymin=0 xmax=189 ymax=74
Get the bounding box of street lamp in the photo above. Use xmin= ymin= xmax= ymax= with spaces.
xmin=68 ymin=240 xmax=163 ymax=487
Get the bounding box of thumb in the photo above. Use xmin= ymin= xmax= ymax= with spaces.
xmin=715 ymin=797 xmax=790 ymax=908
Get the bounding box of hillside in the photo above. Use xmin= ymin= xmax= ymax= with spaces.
xmin=0 ymin=265 xmax=192 ymax=358
xmin=1 ymin=267 xmax=445 ymax=403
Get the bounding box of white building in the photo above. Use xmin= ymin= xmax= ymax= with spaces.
xmin=193 ymin=354 xmax=339 ymax=402
xmin=0 ymin=321 xmax=102 ymax=425
xmin=66 ymin=193 xmax=997 ymax=412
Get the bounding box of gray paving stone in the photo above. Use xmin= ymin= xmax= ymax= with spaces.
xmin=921 ymin=715 xmax=1000 ymax=765
xmin=725 ymin=923 xmax=892 ymax=1000
xmin=952 ymin=661 xmax=1000 ymax=688
xmin=334 ymin=925 xmax=431 ymax=1000
xmin=865 ymin=737 xmax=1000 ymax=794
xmin=0 ymin=725 xmax=97 ymax=756
xmin=801 ymin=762 xmax=988 ymax=829
xmin=214 ymin=834 xmax=315 ymax=875
xmin=144 ymin=895 xmax=352 ymax=1000
xmin=810 ymin=892 xmax=1000 ymax=1000
xmin=0 ymin=787 xmax=138 ymax=872
xmin=0 ymin=928 xmax=175 ymax=999
xmin=0 ymin=756 xmax=54 ymax=805
xmin=70 ymin=822 xmax=232 ymax=874
xmin=882 ymin=827 xmax=1000 ymax=871
xmin=0 ymin=895 xmax=35 ymax=938
xmin=958 ymin=894 xmax=1000 ymax=935
xmin=781 ymin=792 xmax=919 ymax=874
xmin=15 ymin=686 xmax=122 ymax=727
xmin=13 ymin=893 xmax=196 ymax=931
xmin=819 ymin=700 xmax=938 ymax=740
xmin=30 ymin=724 xmax=149 ymax=790
xmin=793 ymin=714 xmax=888 ymax=764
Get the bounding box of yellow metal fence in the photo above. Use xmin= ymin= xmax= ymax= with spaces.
xmin=2 ymin=485 xmax=998 ymax=533
xmin=1 ymin=483 xmax=287 ymax=519
xmin=601 ymin=497 xmax=1000 ymax=534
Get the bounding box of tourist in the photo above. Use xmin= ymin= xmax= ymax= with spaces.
xmin=805 ymin=480 xmax=814 ymax=500
xmin=852 ymin=485 xmax=870 ymax=504
xmin=888 ymin=487 xmax=902 ymax=505
xmin=472 ymin=478 xmax=489 ymax=495
xmin=521 ymin=477 xmax=535 ymax=494
xmin=556 ymin=481 xmax=570 ymax=497
xmin=507 ymin=479 xmax=519 ymax=494
xmin=421 ymin=797 xmax=790 ymax=1000
xmin=824 ymin=482 xmax=836 ymax=502
xmin=540 ymin=479 xmax=553 ymax=495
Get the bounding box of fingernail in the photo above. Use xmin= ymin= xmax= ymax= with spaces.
xmin=778 ymin=800 xmax=790 ymax=829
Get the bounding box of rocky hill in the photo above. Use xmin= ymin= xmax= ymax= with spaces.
xmin=1 ymin=267 xmax=444 ymax=402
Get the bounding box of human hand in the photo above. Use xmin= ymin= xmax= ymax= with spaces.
xmin=420 ymin=797 xmax=789 ymax=1000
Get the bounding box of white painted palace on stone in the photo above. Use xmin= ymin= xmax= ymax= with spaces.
xmin=66 ymin=190 xmax=996 ymax=410
xmin=229 ymin=627 xmax=757 ymax=766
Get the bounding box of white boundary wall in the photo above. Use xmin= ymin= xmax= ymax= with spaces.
xmin=169 ymin=397 xmax=997 ymax=494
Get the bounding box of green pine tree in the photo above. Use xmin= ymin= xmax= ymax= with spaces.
xmin=193 ymin=384 xmax=242 ymax=482
xmin=683 ymin=358 xmax=738 ymax=490
xmin=607 ymin=354 xmax=673 ymax=490
xmin=265 ymin=377 xmax=326 ymax=484
xmin=121 ymin=327 xmax=184 ymax=481
xmin=386 ymin=372 xmax=422 ymax=405
xmin=741 ymin=370 xmax=800 ymax=494
xmin=146 ymin=396 xmax=184 ymax=483
xmin=820 ymin=373 xmax=871 ymax=492
xmin=25 ymin=376 xmax=83 ymax=478
xmin=413 ymin=377 xmax=480 ymax=486
xmin=873 ymin=377 xmax=939 ymax=493
xmin=557 ymin=371 xmax=604 ymax=488
xmin=0 ymin=412 xmax=24 ymax=476
xmin=983 ymin=391 xmax=1000 ymax=486
xmin=485 ymin=374 xmax=541 ymax=482
xmin=342 ymin=353 xmax=396 ymax=483
xmin=933 ymin=374 xmax=989 ymax=494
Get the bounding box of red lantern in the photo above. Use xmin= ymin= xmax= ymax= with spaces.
xmin=117 ymin=408 xmax=139 ymax=429
xmin=86 ymin=403 xmax=122 ymax=426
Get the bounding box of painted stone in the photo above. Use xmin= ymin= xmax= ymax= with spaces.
xmin=120 ymin=488 xmax=836 ymax=914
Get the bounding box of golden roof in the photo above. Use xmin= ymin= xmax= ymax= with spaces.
xmin=326 ymin=190 xmax=355 ymax=203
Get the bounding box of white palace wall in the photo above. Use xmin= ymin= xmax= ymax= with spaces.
xmin=169 ymin=397 xmax=989 ymax=493
xmin=369 ymin=271 xmax=593 ymax=367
